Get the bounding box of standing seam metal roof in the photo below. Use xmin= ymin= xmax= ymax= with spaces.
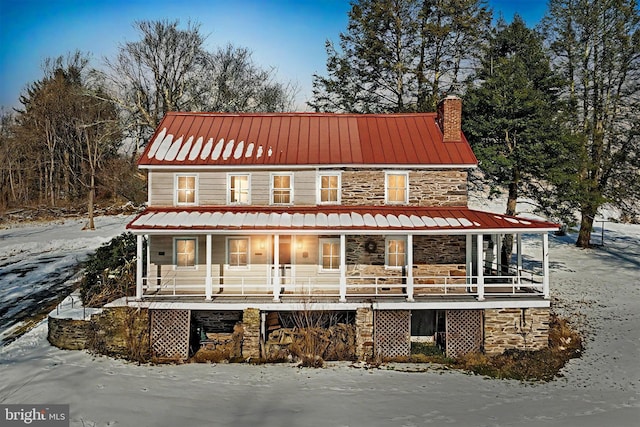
xmin=126 ymin=206 xmax=559 ymax=232
xmin=139 ymin=112 xmax=478 ymax=167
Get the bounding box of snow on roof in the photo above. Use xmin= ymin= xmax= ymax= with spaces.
xmin=126 ymin=206 xmax=559 ymax=233
xmin=138 ymin=112 xmax=478 ymax=167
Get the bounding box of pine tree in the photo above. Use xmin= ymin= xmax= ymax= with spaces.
xmin=310 ymin=0 xmax=491 ymax=113
xmin=543 ymin=0 xmax=640 ymax=247
xmin=463 ymin=17 xmax=575 ymax=263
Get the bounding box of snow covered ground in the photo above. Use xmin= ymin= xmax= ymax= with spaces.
xmin=0 ymin=215 xmax=133 ymax=343
xmin=0 ymin=211 xmax=639 ymax=426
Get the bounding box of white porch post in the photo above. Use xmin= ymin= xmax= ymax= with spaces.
xmin=339 ymin=234 xmax=347 ymax=302
xmin=466 ymin=234 xmax=473 ymax=286
xmin=273 ymin=234 xmax=280 ymax=301
xmin=136 ymin=234 xmax=143 ymax=300
xmin=496 ymin=234 xmax=503 ymax=274
xmin=543 ymin=232 xmax=550 ymax=299
xmin=205 ymin=234 xmax=212 ymax=301
xmin=516 ymin=234 xmax=523 ymax=285
xmin=406 ymin=234 xmax=414 ymax=302
xmin=476 ymin=234 xmax=485 ymax=301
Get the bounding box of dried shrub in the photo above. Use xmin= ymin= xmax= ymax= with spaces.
xmin=193 ymin=348 xmax=230 ymax=363
xmin=452 ymin=314 xmax=583 ymax=381
xmin=81 ymin=232 xmax=138 ymax=307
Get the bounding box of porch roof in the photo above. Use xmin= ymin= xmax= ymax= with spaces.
xmin=126 ymin=206 xmax=559 ymax=234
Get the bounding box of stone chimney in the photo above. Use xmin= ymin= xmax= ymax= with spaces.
xmin=437 ymin=95 xmax=462 ymax=142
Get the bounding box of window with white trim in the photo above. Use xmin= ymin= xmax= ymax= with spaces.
xmin=228 ymin=174 xmax=250 ymax=204
xmin=175 ymin=238 xmax=197 ymax=269
xmin=385 ymin=171 xmax=408 ymax=204
xmin=386 ymin=237 xmax=406 ymax=268
xmin=228 ymin=238 xmax=249 ymax=268
xmin=271 ymin=173 xmax=293 ymax=205
xmin=319 ymin=238 xmax=340 ymax=271
xmin=318 ymin=173 xmax=341 ymax=204
xmin=176 ymin=174 xmax=197 ymax=205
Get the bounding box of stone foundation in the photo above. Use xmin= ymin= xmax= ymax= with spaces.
xmin=355 ymin=307 xmax=374 ymax=360
xmin=484 ymin=307 xmax=550 ymax=355
xmin=241 ymin=308 xmax=261 ymax=360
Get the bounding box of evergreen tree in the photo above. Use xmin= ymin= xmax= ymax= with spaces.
xmin=543 ymin=0 xmax=640 ymax=247
xmin=310 ymin=0 xmax=491 ymax=113
xmin=463 ymin=17 xmax=575 ymax=263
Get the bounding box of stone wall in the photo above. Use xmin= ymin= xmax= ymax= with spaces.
xmin=408 ymin=171 xmax=467 ymax=206
xmin=484 ymin=307 xmax=550 ymax=355
xmin=341 ymin=169 xmax=467 ymax=207
xmin=48 ymin=307 xmax=150 ymax=360
xmin=355 ymin=307 xmax=374 ymax=360
xmin=413 ymin=235 xmax=465 ymax=264
xmin=241 ymin=308 xmax=261 ymax=360
xmin=48 ymin=317 xmax=90 ymax=350
xmin=89 ymin=307 xmax=150 ymax=358
xmin=345 ymin=235 xmax=465 ymax=265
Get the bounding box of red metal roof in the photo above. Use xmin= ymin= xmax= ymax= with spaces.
xmin=127 ymin=206 xmax=558 ymax=233
xmin=138 ymin=112 xmax=477 ymax=167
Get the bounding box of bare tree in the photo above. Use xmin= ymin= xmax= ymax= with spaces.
xmin=103 ymin=20 xmax=297 ymax=147
xmin=104 ymin=19 xmax=206 ymax=139
xmin=202 ymin=44 xmax=296 ymax=112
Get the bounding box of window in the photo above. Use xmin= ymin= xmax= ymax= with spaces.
xmin=228 ymin=174 xmax=250 ymax=204
xmin=385 ymin=172 xmax=408 ymax=204
xmin=386 ymin=238 xmax=406 ymax=268
xmin=271 ymin=173 xmax=293 ymax=204
xmin=320 ymin=238 xmax=340 ymax=271
xmin=176 ymin=174 xmax=197 ymax=205
xmin=228 ymin=238 xmax=249 ymax=267
xmin=175 ymin=238 xmax=197 ymax=268
xmin=318 ymin=173 xmax=341 ymax=204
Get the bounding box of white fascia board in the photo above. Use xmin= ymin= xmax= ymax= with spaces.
xmin=119 ymin=298 xmax=549 ymax=311
xmin=139 ymin=163 xmax=478 ymax=171
xmin=128 ymin=227 xmax=558 ymax=235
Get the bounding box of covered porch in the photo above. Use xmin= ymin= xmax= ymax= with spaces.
xmin=127 ymin=206 xmax=558 ymax=303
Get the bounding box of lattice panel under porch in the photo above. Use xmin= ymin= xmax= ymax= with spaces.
xmin=374 ymin=310 xmax=410 ymax=359
xmin=445 ymin=309 xmax=483 ymax=358
xmin=150 ymin=309 xmax=190 ymax=360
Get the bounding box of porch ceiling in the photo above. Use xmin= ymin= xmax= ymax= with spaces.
xmin=126 ymin=206 xmax=559 ymax=234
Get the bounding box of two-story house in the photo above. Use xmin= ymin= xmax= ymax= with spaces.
xmin=124 ymin=96 xmax=558 ymax=360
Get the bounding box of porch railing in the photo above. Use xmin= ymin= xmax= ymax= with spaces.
xmin=140 ymin=269 xmax=545 ymax=300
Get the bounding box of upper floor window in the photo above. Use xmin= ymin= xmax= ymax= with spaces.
xmin=271 ymin=173 xmax=293 ymax=205
xmin=319 ymin=238 xmax=340 ymax=271
xmin=318 ymin=172 xmax=341 ymax=204
xmin=176 ymin=174 xmax=197 ymax=205
xmin=385 ymin=171 xmax=408 ymax=204
xmin=228 ymin=174 xmax=250 ymax=205
xmin=175 ymin=237 xmax=197 ymax=269
xmin=228 ymin=237 xmax=249 ymax=268
xmin=386 ymin=237 xmax=406 ymax=268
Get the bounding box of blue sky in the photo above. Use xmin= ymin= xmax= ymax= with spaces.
xmin=0 ymin=0 xmax=547 ymax=110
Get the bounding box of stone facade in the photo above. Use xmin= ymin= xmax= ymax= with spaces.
xmin=355 ymin=307 xmax=374 ymax=360
xmin=483 ymin=307 xmax=550 ymax=355
xmin=241 ymin=308 xmax=261 ymax=360
xmin=408 ymin=171 xmax=467 ymax=206
xmin=341 ymin=169 xmax=467 ymax=207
